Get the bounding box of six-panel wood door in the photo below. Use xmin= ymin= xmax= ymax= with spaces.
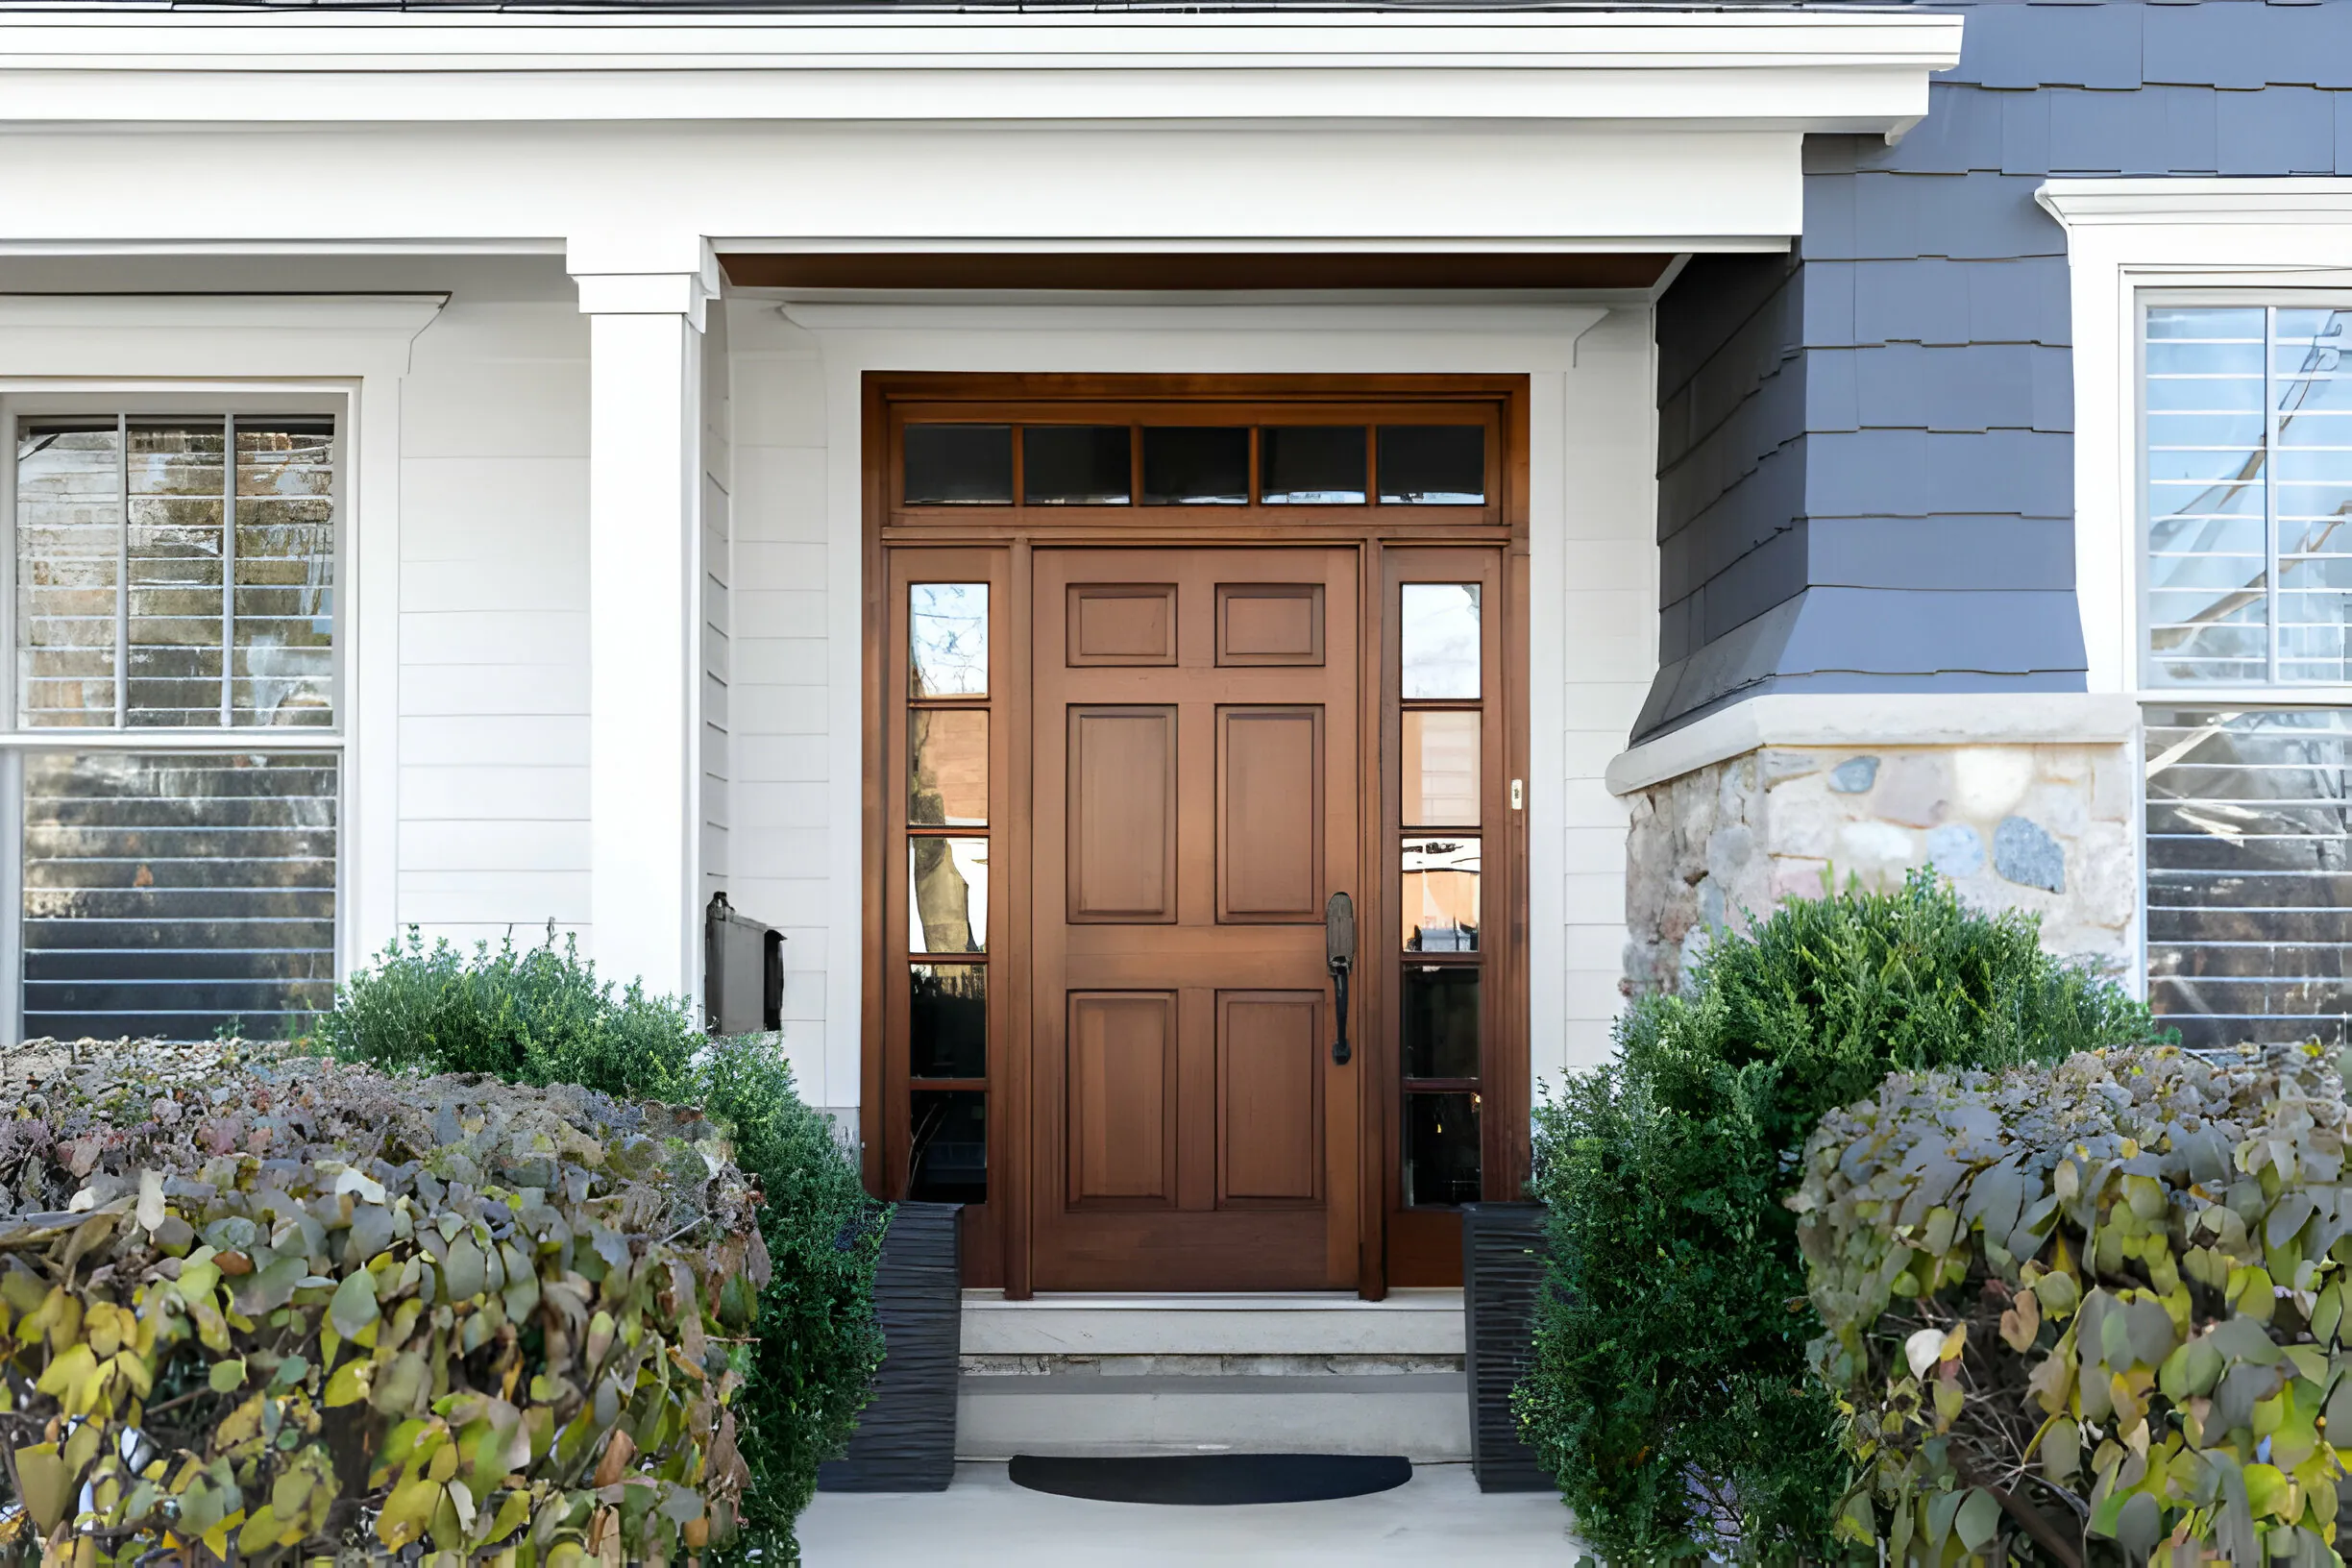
xmin=1031 ymin=548 xmax=1361 ymax=1290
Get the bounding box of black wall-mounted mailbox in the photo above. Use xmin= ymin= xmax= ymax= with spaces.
xmin=704 ymin=892 xmax=783 ymax=1035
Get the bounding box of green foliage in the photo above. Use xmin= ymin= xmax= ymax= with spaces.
xmin=0 ymin=1041 xmax=764 ymax=1564
xmin=308 ymin=926 xmax=702 ymax=1103
xmin=318 ymin=928 xmax=884 ymax=1563
xmin=1798 ymin=1043 xmax=2352 ymax=1568
xmin=1516 ymin=871 xmax=2168 ymax=1565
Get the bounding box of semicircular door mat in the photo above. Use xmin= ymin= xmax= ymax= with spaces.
xmin=1008 ymin=1453 xmax=1412 ymax=1507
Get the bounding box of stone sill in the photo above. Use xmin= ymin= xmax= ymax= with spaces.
xmin=1607 ymin=692 xmax=2144 ymax=796
xmin=961 ymin=1288 xmax=1466 ymax=1358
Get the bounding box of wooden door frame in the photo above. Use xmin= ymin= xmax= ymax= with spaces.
xmin=859 ymin=372 xmax=1532 ymax=1298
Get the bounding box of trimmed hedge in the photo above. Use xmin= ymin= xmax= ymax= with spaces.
xmin=1514 ymin=872 xmax=2167 ymax=1564
xmin=1797 ymin=1042 xmax=2352 ymax=1567
xmin=0 ymin=1041 xmax=763 ymax=1563
xmin=317 ymin=929 xmax=885 ymax=1562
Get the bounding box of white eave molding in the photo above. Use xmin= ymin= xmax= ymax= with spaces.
xmin=2040 ymin=178 xmax=2352 ymax=229
xmin=0 ymin=10 xmax=1963 ymax=128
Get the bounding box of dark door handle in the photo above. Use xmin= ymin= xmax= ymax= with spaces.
xmin=1325 ymin=892 xmax=1356 ymax=1066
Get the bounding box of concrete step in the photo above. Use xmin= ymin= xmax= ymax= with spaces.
xmin=955 ymin=1289 xmax=1469 ymax=1461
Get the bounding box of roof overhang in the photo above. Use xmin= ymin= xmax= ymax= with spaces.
xmin=0 ymin=9 xmax=1962 ymax=265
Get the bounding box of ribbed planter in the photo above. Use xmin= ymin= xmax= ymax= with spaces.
xmin=1460 ymin=1200 xmax=1556 ymax=1494
xmin=817 ymin=1201 xmax=963 ymax=1492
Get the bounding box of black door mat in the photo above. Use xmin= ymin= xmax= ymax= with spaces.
xmin=1008 ymin=1453 xmax=1412 ymax=1506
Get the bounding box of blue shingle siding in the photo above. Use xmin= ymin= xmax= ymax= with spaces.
xmin=1635 ymin=0 xmax=2352 ymax=741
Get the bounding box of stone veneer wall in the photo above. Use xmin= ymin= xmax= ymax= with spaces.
xmin=1625 ymin=741 xmax=2138 ymax=998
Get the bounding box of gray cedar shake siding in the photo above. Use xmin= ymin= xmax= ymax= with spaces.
xmin=1638 ymin=0 xmax=2352 ymax=741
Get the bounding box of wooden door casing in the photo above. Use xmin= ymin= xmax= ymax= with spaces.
xmin=1032 ymin=547 xmax=1361 ymax=1291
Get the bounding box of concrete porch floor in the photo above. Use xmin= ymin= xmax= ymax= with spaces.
xmin=800 ymin=1461 xmax=1580 ymax=1565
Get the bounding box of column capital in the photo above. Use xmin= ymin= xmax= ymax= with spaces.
xmin=568 ymin=233 xmax=721 ymax=331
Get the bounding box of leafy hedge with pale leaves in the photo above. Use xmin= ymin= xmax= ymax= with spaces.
xmin=1797 ymin=1042 xmax=2352 ymax=1568
xmin=0 ymin=1041 xmax=764 ymax=1565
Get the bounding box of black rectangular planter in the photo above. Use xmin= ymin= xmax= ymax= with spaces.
xmin=817 ymin=1201 xmax=962 ymax=1492
xmin=1461 ymin=1200 xmax=1556 ymax=1494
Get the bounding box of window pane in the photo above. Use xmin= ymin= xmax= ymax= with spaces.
xmin=23 ymin=750 xmax=337 ymax=1041
xmin=1404 ymin=1090 xmax=1480 ymax=1207
xmin=233 ymin=422 xmax=335 ymax=727
xmin=2144 ymin=707 xmax=2352 ymax=1049
xmin=910 ymin=963 xmax=986 ymax=1079
xmin=1401 ymin=583 xmax=1481 ymax=698
xmin=2145 ymin=306 xmax=2271 ymax=686
xmin=904 ymin=424 xmax=1012 ymax=505
xmin=910 ymin=836 xmax=988 ymax=953
xmin=909 ymin=708 xmax=987 ymax=826
xmin=909 ymin=1090 xmax=987 ymax=1204
xmin=1260 ymin=427 xmax=1365 ymax=505
xmin=1023 ymin=426 xmax=1131 ymax=506
xmin=1403 ymin=709 xmax=1480 ymax=827
xmin=127 ymin=422 xmax=226 ymax=728
xmin=1402 ymin=966 xmax=1480 ymax=1080
xmin=16 ymin=422 xmax=121 ymax=728
xmin=1379 ymin=426 xmax=1485 ymax=505
xmin=1140 ymin=427 xmax=1248 ymax=505
xmin=2274 ymin=315 xmax=2352 ymax=683
xmin=1403 ymin=836 xmax=1479 ymax=952
xmin=910 ymin=583 xmax=987 ymax=698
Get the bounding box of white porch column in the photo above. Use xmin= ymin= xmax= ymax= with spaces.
xmin=572 ymin=235 xmax=717 ymax=1001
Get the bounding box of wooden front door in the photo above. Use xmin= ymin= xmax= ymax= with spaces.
xmin=1031 ymin=547 xmax=1361 ymax=1291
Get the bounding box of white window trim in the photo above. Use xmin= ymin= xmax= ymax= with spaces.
xmin=2040 ymin=179 xmax=2352 ymax=1022
xmin=0 ymin=293 xmax=445 ymax=1034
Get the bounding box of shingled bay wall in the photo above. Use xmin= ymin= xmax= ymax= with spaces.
xmin=1640 ymin=0 xmax=2352 ymax=739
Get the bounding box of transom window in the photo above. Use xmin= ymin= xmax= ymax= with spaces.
xmin=2141 ymin=305 xmax=2352 ymax=1045
xmin=9 ymin=411 xmax=341 ymax=1043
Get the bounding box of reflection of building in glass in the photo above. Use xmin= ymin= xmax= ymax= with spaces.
xmin=1403 ymin=836 xmax=1480 ymax=952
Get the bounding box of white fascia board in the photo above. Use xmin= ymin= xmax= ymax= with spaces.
xmin=0 ymin=11 xmax=1960 ymax=128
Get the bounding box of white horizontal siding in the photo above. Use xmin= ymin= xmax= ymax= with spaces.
xmin=395 ymin=268 xmax=595 ymax=951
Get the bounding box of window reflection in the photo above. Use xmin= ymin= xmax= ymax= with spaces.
xmin=910 ymin=583 xmax=988 ymax=698
xmin=909 ymin=1090 xmax=988 ymax=1203
xmin=1402 ymin=709 xmax=1480 ymax=827
xmin=1024 ymin=427 xmax=1132 ymax=506
xmin=909 ymin=708 xmax=987 ymax=826
xmin=1379 ymin=427 xmax=1485 ymax=505
xmin=1403 ymin=1090 xmax=1480 ymax=1207
xmin=910 ymin=964 xmax=987 ymax=1079
xmin=1401 ymin=583 xmax=1480 ymax=699
xmin=904 ymin=425 xmax=1012 ymax=505
xmin=1402 ymin=837 xmax=1479 ymax=952
xmin=1402 ymin=966 xmax=1480 ymax=1080
xmin=1141 ymin=428 xmax=1249 ymax=505
xmin=1261 ymin=427 xmax=1366 ymax=505
xmin=910 ymin=836 xmax=988 ymax=953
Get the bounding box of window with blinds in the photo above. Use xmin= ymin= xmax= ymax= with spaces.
xmin=11 ymin=414 xmax=340 ymax=1042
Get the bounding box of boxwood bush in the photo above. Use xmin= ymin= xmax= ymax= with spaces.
xmin=1798 ymin=1042 xmax=2352 ymax=1568
xmin=0 ymin=1041 xmax=763 ymax=1563
xmin=1514 ymin=872 xmax=2167 ymax=1564
xmin=314 ymin=928 xmax=884 ymax=1564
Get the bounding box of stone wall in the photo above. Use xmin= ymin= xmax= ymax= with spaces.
xmin=1625 ymin=740 xmax=2138 ymax=998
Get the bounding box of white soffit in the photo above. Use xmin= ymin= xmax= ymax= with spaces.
xmin=0 ymin=10 xmax=1960 ymax=255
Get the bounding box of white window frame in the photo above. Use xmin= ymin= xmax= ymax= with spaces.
xmin=0 ymin=293 xmax=445 ymax=1042
xmin=2043 ymin=178 xmax=2352 ymax=1023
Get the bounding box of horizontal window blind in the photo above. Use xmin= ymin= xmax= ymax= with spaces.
xmin=2144 ymin=707 xmax=2352 ymax=1047
xmin=12 ymin=411 xmax=342 ymax=1043
xmin=14 ymin=417 xmax=335 ymax=730
xmin=20 ymin=751 xmax=338 ymax=1041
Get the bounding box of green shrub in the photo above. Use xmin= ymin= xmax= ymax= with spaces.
xmin=0 ymin=1041 xmax=764 ymax=1564
xmin=1797 ymin=1042 xmax=2352 ymax=1568
xmin=1515 ymin=871 xmax=2168 ymax=1565
xmin=317 ymin=929 xmax=884 ymax=1564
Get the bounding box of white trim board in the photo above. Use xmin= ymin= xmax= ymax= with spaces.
xmin=0 ymin=293 xmax=446 ymax=979
xmin=2039 ymin=179 xmax=2352 ymax=698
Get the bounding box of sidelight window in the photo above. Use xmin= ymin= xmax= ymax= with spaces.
xmin=11 ymin=413 xmax=340 ymax=1041
xmin=904 ymin=580 xmax=992 ymax=1203
xmin=1399 ymin=580 xmax=1482 ymax=1207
